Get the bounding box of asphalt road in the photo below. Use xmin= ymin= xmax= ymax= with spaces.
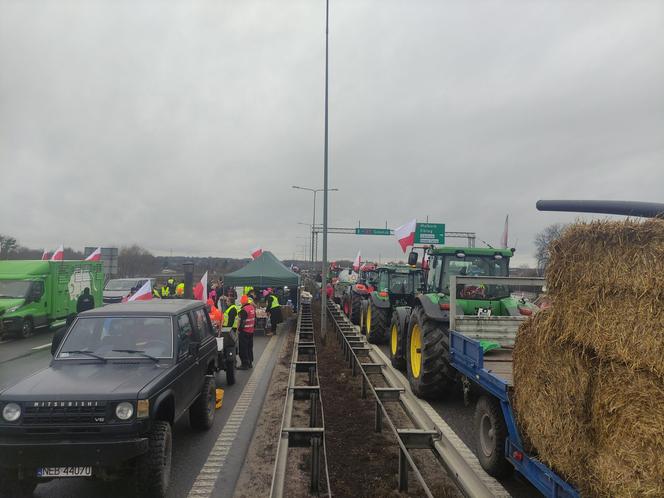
xmin=0 ymin=327 xmax=287 ymax=498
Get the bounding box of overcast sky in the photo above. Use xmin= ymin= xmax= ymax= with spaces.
xmin=1 ymin=1 xmax=662 ymax=266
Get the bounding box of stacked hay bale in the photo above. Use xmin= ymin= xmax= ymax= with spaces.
xmin=513 ymin=219 xmax=664 ymax=497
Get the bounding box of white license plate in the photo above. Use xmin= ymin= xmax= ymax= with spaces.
xmin=37 ymin=466 xmax=92 ymax=478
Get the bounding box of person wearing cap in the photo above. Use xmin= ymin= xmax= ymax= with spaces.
xmin=264 ymin=288 xmax=282 ymax=337
xmin=237 ymin=294 xmax=256 ymax=370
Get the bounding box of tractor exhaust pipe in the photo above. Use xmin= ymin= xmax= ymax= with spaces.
xmin=536 ymin=200 xmax=664 ymax=219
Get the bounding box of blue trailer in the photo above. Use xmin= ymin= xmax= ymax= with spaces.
xmin=449 ymin=329 xmax=580 ymax=498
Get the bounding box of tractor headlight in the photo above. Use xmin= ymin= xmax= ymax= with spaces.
xmin=115 ymin=402 xmax=134 ymax=421
xmin=2 ymin=403 xmax=21 ymax=422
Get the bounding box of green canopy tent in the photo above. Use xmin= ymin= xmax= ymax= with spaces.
xmin=223 ymin=251 xmax=300 ymax=288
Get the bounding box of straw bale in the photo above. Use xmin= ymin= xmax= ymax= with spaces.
xmin=513 ymin=312 xmax=595 ymax=486
xmin=546 ymin=219 xmax=664 ymax=297
xmin=587 ymin=361 xmax=664 ymax=498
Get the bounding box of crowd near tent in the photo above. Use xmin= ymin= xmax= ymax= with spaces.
xmin=223 ymin=251 xmax=299 ymax=288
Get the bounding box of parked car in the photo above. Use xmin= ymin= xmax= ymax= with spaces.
xmin=103 ymin=278 xmax=154 ymax=304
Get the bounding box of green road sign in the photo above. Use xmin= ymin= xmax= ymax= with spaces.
xmin=355 ymin=228 xmax=392 ymax=236
xmin=415 ymin=223 xmax=445 ymax=244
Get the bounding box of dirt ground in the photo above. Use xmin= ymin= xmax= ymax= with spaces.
xmin=233 ymin=318 xmax=297 ymax=498
xmin=315 ymin=305 xmax=461 ymax=498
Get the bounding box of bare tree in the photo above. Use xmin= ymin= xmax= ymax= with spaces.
xmin=118 ymin=245 xmax=158 ymax=277
xmin=534 ymin=223 xmax=566 ymax=276
xmin=0 ymin=235 xmax=18 ymax=259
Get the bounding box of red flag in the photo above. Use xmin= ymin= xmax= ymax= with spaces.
xmin=500 ymin=215 xmax=509 ymax=248
xmin=251 ymin=247 xmax=263 ymax=259
xmin=85 ymin=247 xmax=102 ymax=261
xmin=353 ymin=250 xmax=361 ymax=271
xmin=127 ymin=280 xmax=153 ymax=301
xmin=41 ymin=250 xmax=50 ymax=260
xmin=50 ymin=245 xmax=64 ymax=261
xmin=193 ymin=271 xmax=208 ymax=302
xmin=395 ymin=219 xmax=417 ymax=253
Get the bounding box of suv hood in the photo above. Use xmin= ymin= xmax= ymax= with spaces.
xmin=0 ymin=299 xmax=25 ymax=314
xmin=0 ymin=362 xmax=166 ymax=401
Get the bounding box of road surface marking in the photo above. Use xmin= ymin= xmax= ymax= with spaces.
xmin=187 ymin=335 xmax=280 ymax=498
xmin=32 ymin=343 xmax=52 ymax=351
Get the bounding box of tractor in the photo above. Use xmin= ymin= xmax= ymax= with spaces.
xmin=342 ymin=263 xmax=378 ymax=325
xmin=361 ymin=264 xmax=425 ymax=346
xmin=396 ymin=246 xmax=539 ymax=399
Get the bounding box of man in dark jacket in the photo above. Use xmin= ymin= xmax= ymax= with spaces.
xmin=76 ymin=287 xmax=95 ymax=313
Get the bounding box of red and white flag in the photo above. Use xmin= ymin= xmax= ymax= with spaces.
xmin=127 ymin=280 xmax=153 ymax=302
xmin=194 ymin=271 xmax=208 ymax=302
xmin=85 ymin=247 xmax=102 ymax=261
xmin=50 ymin=245 xmax=64 ymax=261
xmin=251 ymin=247 xmax=263 ymax=259
xmin=353 ymin=250 xmax=362 ymax=271
xmin=395 ymin=219 xmax=417 ymax=253
xmin=41 ymin=250 xmax=50 ymax=260
xmin=500 ymin=215 xmax=509 ymax=248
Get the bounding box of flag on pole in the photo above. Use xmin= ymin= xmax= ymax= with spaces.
xmin=193 ymin=271 xmax=208 ymax=302
xmin=251 ymin=247 xmax=263 ymax=259
xmin=41 ymin=250 xmax=50 ymax=260
xmin=85 ymin=247 xmax=102 ymax=261
xmin=50 ymin=245 xmax=64 ymax=261
xmin=353 ymin=250 xmax=362 ymax=271
xmin=500 ymin=215 xmax=509 ymax=248
xmin=395 ymin=219 xmax=417 ymax=253
xmin=127 ymin=280 xmax=153 ymax=302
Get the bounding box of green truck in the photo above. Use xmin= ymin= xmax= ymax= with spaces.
xmin=0 ymin=261 xmax=104 ymax=339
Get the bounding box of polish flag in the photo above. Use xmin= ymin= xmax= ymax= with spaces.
xmin=127 ymin=280 xmax=153 ymax=302
xmin=41 ymin=250 xmax=51 ymax=260
xmin=353 ymin=250 xmax=362 ymax=271
xmin=500 ymin=215 xmax=509 ymax=248
xmin=395 ymin=219 xmax=417 ymax=253
xmin=193 ymin=271 xmax=208 ymax=302
xmin=251 ymin=247 xmax=263 ymax=259
xmin=85 ymin=247 xmax=102 ymax=261
xmin=50 ymin=245 xmax=64 ymax=261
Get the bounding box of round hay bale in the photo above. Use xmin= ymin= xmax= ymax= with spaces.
xmin=587 ymin=361 xmax=664 ymax=498
xmin=513 ymin=312 xmax=595 ymax=487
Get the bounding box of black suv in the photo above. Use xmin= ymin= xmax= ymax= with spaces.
xmin=0 ymin=300 xmax=220 ymax=497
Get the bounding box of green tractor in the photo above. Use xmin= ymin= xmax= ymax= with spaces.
xmin=399 ymin=247 xmax=539 ymax=399
xmin=361 ymin=265 xmax=425 ymax=346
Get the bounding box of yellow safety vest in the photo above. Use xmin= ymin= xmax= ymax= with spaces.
xmin=161 ymin=286 xmax=170 ymax=298
xmin=268 ymin=294 xmax=280 ymax=310
xmin=223 ymin=304 xmax=240 ymax=328
xmin=176 ymin=283 xmax=184 ymax=296
xmin=243 ymin=286 xmax=254 ymax=295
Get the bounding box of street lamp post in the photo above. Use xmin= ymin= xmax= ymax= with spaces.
xmin=321 ymin=0 xmax=330 ymax=341
xmin=291 ymin=185 xmax=338 ymax=270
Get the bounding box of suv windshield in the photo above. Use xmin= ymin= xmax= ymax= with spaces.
xmin=105 ymin=280 xmax=140 ymax=291
xmin=58 ymin=316 xmax=173 ymax=359
xmin=433 ymin=255 xmax=510 ymax=299
xmin=0 ymin=280 xmax=31 ymax=299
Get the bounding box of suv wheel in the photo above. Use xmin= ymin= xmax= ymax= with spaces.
xmin=135 ymin=421 xmax=172 ymax=498
xmin=226 ymin=356 xmax=236 ymax=386
xmin=190 ymin=376 xmax=216 ymax=430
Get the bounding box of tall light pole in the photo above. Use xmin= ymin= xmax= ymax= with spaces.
xmin=321 ymin=0 xmax=330 ymax=340
xmin=292 ymin=185 xmax=338 ymax=269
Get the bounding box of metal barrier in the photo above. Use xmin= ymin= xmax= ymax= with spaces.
xmin=270 ymin=301 xmax=331 ymax=497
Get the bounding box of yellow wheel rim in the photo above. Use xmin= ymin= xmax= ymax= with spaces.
xmin=410 ymin=324 xmax=422 ymax=379
xmin=391 ymin=324 xmax=398 ymax=356
xmin=366 ymin=306 xmax=372 ymax=336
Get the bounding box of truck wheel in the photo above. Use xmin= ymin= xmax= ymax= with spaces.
xmin=190 ymin=376 xmax=216 ymax=431
xmin=350 ymin=293 xmax=362 ymax=325
xmin=406 ymin=307 xmax=455 ymax=399
xmin=389 ymin=314 xmax=406 ymax=370
xmin=226 ymin=358 xmax=236 ymax=386
xmin=367 ymin=302 xmax=389 ymax=344
xmin=18 ymin=318 xmax=34 ymax=339
xmin=474 ymin=396 xmax=513 ymax=478
xmin=135 ymin=421 xmax=172 ymax=498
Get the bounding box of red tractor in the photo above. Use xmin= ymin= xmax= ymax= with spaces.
xmin=342 ymin=263 xmax=378 ymax=325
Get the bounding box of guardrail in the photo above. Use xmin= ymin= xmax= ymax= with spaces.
xmin=270 ymin=301 xmax=331 ymax=497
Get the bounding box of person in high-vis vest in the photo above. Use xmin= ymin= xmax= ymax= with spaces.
xmin=152 ymin=288 xmax=161 ymax=299
xmin=264 ymin=288 xmax=283 ymax=336
xmin=160 ymin=284 xmax=171 ymax=299
xmin=224 ymin=302 xmax=241 ymax=330
xmin=237 ymin=295 xmax=255 ymax=370
xmin=175 ymin=282 xmax=184 ymax=298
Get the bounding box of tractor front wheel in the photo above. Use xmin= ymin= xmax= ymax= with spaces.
xmin=406 ymin=307 xmax=455 ymax=399
xmin=367 ymin=301 xmax=389 ymax=344
xmin=350 ymin=293 xmax=362 ymax=325
xmin=389 ymin=313 xmax=406 ymax=370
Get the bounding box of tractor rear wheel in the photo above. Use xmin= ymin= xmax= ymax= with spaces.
xmin=406 ymin=307 xmax=455 ymax=399
xmin=359 ymin=300 xmax=369 ymax=335
xmin=350 ymin=293 xmax=362 ymax=325
xmin=389 ymin=313 xmax=406 ymax=370
xmin=367 ymin=301 xmax=389 ymax=344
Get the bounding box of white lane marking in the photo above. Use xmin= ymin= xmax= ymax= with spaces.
xmin=187 ymin=335 xmax=280 ymax=498
xmin=32 ymin=343 xmax=52 ymax=351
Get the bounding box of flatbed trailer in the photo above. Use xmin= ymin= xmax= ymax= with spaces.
xmin=449 ymin=330 xmax=579 ymax=498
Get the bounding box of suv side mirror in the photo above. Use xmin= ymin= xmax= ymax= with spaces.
xmin=407 ymin=252 xmax=418 ymax=266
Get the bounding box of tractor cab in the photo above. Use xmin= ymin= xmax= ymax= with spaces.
xmin=375 ymin=265 xmax=424 ymax=307
xmin=358 ymin=263 xmax=378 ymax=292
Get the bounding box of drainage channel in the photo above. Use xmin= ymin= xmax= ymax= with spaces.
xmin=327 ymin=299 xmax=507 ymax=498
xmin=270 ymin=300 xmax=332 ymax=497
